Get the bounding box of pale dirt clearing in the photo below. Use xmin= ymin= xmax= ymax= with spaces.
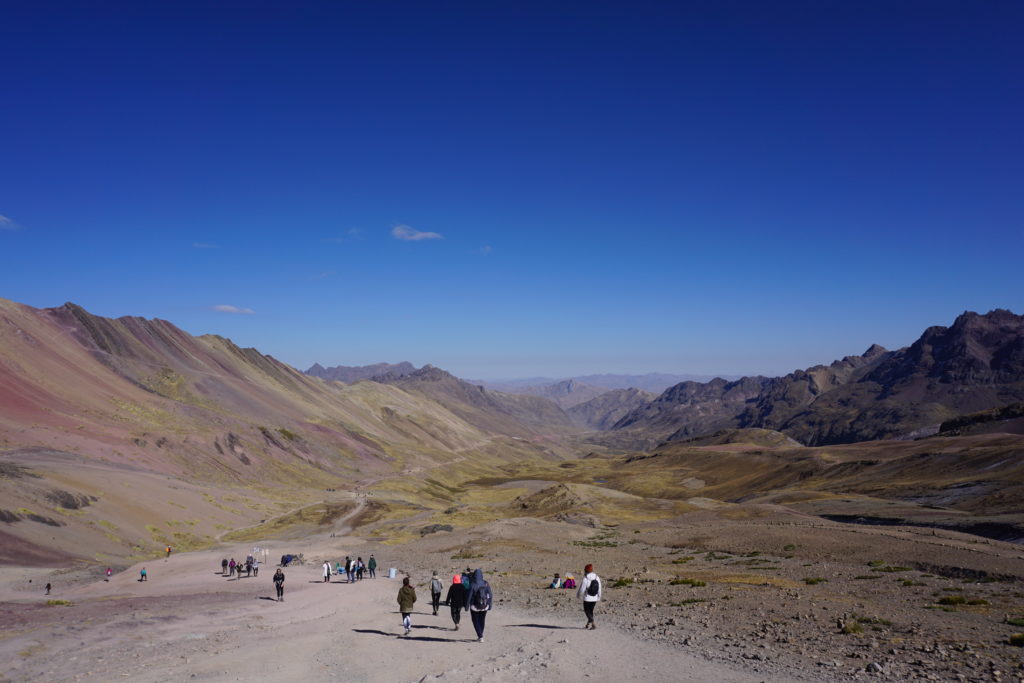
xmin=0 ymin=540 xmax=786 ymax=683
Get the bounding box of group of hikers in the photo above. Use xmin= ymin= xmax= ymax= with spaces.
xmin=321 ymin=555 xmax=377 ymax=582
xmin=396 ymin=564 xmax=602 ymax=641
xmin=221 ymin=555 xmax=259 ymax=579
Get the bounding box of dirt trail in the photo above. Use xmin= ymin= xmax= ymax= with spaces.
xmin=0 ymin=540 xmax=783 ymax=683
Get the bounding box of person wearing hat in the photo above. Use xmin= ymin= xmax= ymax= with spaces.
xmin=445 ymin=574 xmax=466 ymax=631
xmin=430 ymin=571 xmax=443 ymax=615
xmin=577 ymin=564 xmax=602 ymax=629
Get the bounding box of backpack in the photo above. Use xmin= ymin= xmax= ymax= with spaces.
xmin=587 ymin=577 xmax=600 ymax=597
xmin=472 ymin=585 xmax=489 ymax=610
xmin=431 ymin=578 xmax=443 ymax=594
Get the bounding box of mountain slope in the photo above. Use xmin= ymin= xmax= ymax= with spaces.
xmin=306 ymin=361 xmax=416 ymax=383
xmin=567 ymin=387 xmax=657 ymax=430
xmin=614 ymin=310 xmax=1024 ymax=446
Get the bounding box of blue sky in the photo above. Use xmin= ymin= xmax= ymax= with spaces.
xmin=2 ymin=1 xmax=1022 ymax=379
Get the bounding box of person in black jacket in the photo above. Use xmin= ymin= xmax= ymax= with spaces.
xmin=445 ymin=574 xmax=466 ymax=631
xmin=273 ymin=568 xmax=285 ymax=601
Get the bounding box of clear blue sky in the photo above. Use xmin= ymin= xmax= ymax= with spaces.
xmin=2 ymin=1 xmax=1022 ymax=379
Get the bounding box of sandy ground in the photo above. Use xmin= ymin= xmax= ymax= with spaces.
xmin=0 ymin=536 xmax=783 ymax=683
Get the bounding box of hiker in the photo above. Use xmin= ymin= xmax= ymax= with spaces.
xmin=140 ymin=567 xmax=147 ymax=581
xmin=430 ymin=571 xmax=443 ymax=615
xmin=461 ymin=567 xmax=473 ymax=599
xmin=397 ymin=576 xmax=416 ymax=636
xmin=466 ymin=569 xmax=492 ymax=642
xmin=45 ymin=582 xmax=51 ymax=595
xmin=357 ymin=557 xmax=365 ymax=580
xmin=105 ymin=567 xmax=112 ymax=581
xmin=221 ymin=558 xmax=228 ymax=575
xmin=229 ymin=558 xmax=236 ymax=577
xmin=577 ymin=564 xmax=602 ymax=629
xmin=323 ymin=561 xmax=331 ymax=583
xmin=166 ymin=546 xmax=171 ymax=557
xmin=549 ymin=573 xmax=561 ymax=589
xmin=273 ymin=568 xmax=285 ymax=601
xmin=446 ymin=574 xmax=466 ymax=631
xmin=252 ymin=558 xmax=259 ymax=577
xmin=563 ymin=573 xmax=576 ymax=589
xmin=345 ymin=556 xmax=354 ymax=583
xmin=368 ymin=554 xmax=377 ymax=578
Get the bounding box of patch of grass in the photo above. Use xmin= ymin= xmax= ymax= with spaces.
xmin=867 ymin=560 xmax=885 ymax=567
xmin=573 ymin=540 xmax=618 ymax=548
xmin=45 ymin=599 xmax=72 ymax=607
xmin=872 ymin=566 xmax=912 ymax=573
xmin=669 ymin=578 xmax=707 ymax=587
xmin=803 ymin=577 xmax=827 ymax=585
xmin=853 ymin=575 xmax=883 ymax=580
xmin=703 ymin=552 xmax=729 ymax=561
xmin=1006 ymin=617 xmax=1024 ymax=628
xmin=842 ymin=621 xmax=864 ymax=634
xmin=277 ymin=428 xmax=297 ymax=441
xmin=937 ymin=595 xmax=967 ymax=606
xmin=611 ymin=577 xmax=633 ymax=588
xmin=672 ymin=556 xmax=694 ymax=564
xmin=901 ymin=579 xmax=926 ymax=587
xmin=966 ymin=599 xmax=989 ymax=606
xmin=745 ymin=551 xmax=761 ymax=557
xmin=782 ymin=544 xmax=796 ymax=552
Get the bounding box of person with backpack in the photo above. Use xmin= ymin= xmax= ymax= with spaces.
xmin=273 ymin=568 xmax=285 ymax=601
xmin=429 ymin=571 xmax=443 ymax=615
xmin=466 ymin=568 xmax=492 ymax=642
xmin=445 ymin=574 xmax=466 ymax=631
xmin=368 ymin=554 xmax=377 ymax=579
xmin=397 ymin=576 xmax=417 ymax=636
xmin=577 ymin=563 xmax=601 ymax=629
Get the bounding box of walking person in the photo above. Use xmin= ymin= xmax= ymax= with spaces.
xmin=45 ymin=582 xmax=51 ymax=595
xmin=323 ymin=561 xmax=331 ymax=583
xmin=577 ymin=563 xmax=602 ymax=629
xmin=221 ymin=558 xmax=228 ymax=575
xmin=229 ymin=558 xmax=236 ymax=577
xmin=252 ymin=558 xmax=259 ymax=577
xmin=430 ymin=571 xmax=443 ymax=615
xmin=466 ymin=568 xmax=492 ymax=642
xmin=140 ymin=567 xmax=147 ymax=581
xmin=445 ymin=574 xmax=466 ymax=631
xmin=368 ymin=554 xmax=377 ymax=579
xmin=273 ymin=568 xmax=285 ymax=602
xmin=397 ymin=576 xmax=416 ymax=636
xmin=357 ymin=557 xmax=365 ymax=580
xmin=345 ymin=556 xmax=354 ymax=583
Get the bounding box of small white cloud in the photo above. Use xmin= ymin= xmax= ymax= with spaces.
xmin=392 ymin=224 xmax=443 ymax=241
xmin=0 ymin=214 xmax=24 ymax=231
xmin=192 ymin=242 xmax=218 ymax=249
xmin=479 ymin=245 xmax=493 ymax=255
xmin=211 ymin=305 xmax=255 ymax=315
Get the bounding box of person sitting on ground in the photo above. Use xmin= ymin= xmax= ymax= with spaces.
xmin=549 ymin=573 xmax=562 ymax=589
xmin=563 ymin=573 xmax=576 ymax=589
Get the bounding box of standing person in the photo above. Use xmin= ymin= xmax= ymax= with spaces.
xmin=368 ymin=554 xmax=377 ymax=579
xmin=273 ymin=568 xmax=285 ymax=601
xmin=466 ymin=568 xmax=492 ymax=642
xmin=322 ymin=561 xmax=331 ymax=583
xmin=140 ymin=567 xmax=147 ymax=581
xmin=577 ymin=564 xmax=602 ymax=629
xmin=430 ymin=571 xmax=443 ymax=616
xmin=445 ymin=574 xmax=466 ymax=631
xmin=357 ymin=557 xmax=365 ymax=580
xmin=221 ymin=558 xmax=228 ymax=575
xmin=229 ymin=558 xmax=236 ymax=577
xmin=397 ymin=576 xmax=417 ymax=636
xmin=45 ymin=582 xmax=51 ymax=595
xmin=166 ymin=546 xmax=171 ymax=558
xmin=105 ymin=567 xmax=112 ymax=581
xmin=252 ymin=557 xmax=259 ymax=577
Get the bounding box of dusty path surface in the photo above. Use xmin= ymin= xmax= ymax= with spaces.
xmin=0 ymin=539 xmax=785 ymax=683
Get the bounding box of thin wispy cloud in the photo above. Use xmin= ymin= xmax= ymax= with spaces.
xmin=192 ymin=242 xmax=218 ymax=249
xmin=211 ymin=304 xmax=255 ymax=314
xmin=479 ymin=245 xmax=493 ymax=255
xmin=310 ymin=270 xmax=335 ymax=280
xmin=392 ymin=224 xmax=443 ymax=241
xmin=324 ymin=228 xmax=362 ymax=244
xmin=0 ymin=214 xmax=24 ymax=231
